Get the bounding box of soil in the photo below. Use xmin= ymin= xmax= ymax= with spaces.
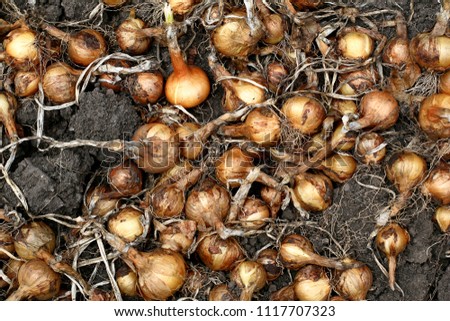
xmin=0 ymin=0 xmax=449 ymax=302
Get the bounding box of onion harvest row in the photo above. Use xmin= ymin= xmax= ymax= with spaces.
xmin=0 ymin=0 xmax=450 ymax=301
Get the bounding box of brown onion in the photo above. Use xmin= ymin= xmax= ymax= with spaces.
xmin=230 ymin=261 xmax=267 ymax=301
xmin=434 ymin=206 xmax=450 ymax=233
xmin=270 ymin=284 xmax=297 ymax=301
xmin=103 ymin=0 xmax=127 ymax=7
xmin=376 ymin=223 xmax=410 ymax=291
xmin=256 ymin=0 xmax=284 ymax=45
xmin=84 ymin=184 xmax=119 ymax=217
xmin=290 ymin=0 xmax=323 ymax=10
xmin=356 ymin=132 xmax=386 ymax=165
xmin=211 ymin=8 xmax=263 ymax=58
xmin=42 ymin=62 xmax=81 ymax=104
xmin=156 ymin=220 xmax=197 ymax=254
xmin=421 ymin=162 xmax=450 ymax=205
xmin=0 ymin=229 xmax=14 ymax=259
xmin=281 ymin=96 xmax=326 ymax=135
xmin=334 ymin=258 xmax=373 ymax=300
xmin=209 ymin=284 xmax=237 ymax=301
xmin=331 ymin=99 xmax=358 ymax=117
xmin=108 ymin=207 xmax=144 ymax=243
xmin=292 ymin=172 xmax=333 ymax=212
xmin=238 ymin=197 xmax=271 ymax=229
xmin=346 ymin=91 xmax=399 ymax=131
xmin=126 ymin=71 xmax=164 ymax=105
xmin=0 ymin=259 xmax=23 ymax=289
xmin=164 ymin=6 xmax=210 ymax=108
xmin=14 ymin=221 xmax=56 ymax=260
xmin=338 ymin=68 xmax=379 ymax=96
xmin=383 ymin=37 xmax=412 ymax=67
xmin=99 ymin=59 xmax=130 ymax=92
xmin=260 ymin=186 xmax=284 ymax=218
xmin=107 ymin=159 xmax=143 ymax=197
xmin=256 ymin=248 xmax=283 ymax=281
xmin=196 ymin=234 xmax=244 ymax=271
xmin=319 ymin=153 xmax=358 ymax=183
xmin=6 ymin=259 xmax=61 ymax=301
xmin=169 ymin=0 xmax=199 ymax=15
xmin=279 ymin=234 xmax=359 ymax=270
xmin=220 ymin=107 xmax=280 ymax=146
xmin=132 ymin=122 xmax=179 ymax=173
xmin=43 ymin=24 xmax=107 ymax=67
xmin=176 ymin=122 xmax=202 ymax=159
xmin=410 ymin=33 xmax=450 ymax=71
xmin=116 ymin=265 xmax=138 ymax=297
xmin=440 ymin=70 xmax=450 ymax=94
xmin=266 ymin=62 xmax=288 ymax=93
xmin=0 ymin=91 xmax=19 ymax=141
xmin=418 ymin=93 xmax=450 ymax=140
xmin=14 ymin=70 xmax=39 ymax=97
xmin=116 ymin=9 xmax=151 ymax=55
xmin=185 ymin=178 xmax=231 ymax=235
xmin=2 ymin=24 xmax=39 ymax=70
xmin=338 ymin=29 xmax=374 ymax=60
xmin=293 ymin=265 xmax=331 ymax=301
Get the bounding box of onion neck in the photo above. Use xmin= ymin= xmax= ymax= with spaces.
xmin=388 ymin=255 xmax=397 ymax=291
xmin=240 ymin=286 xmax=255 ymax=301
xmin=6 ymin=286 xmax=27 ymax=301
xmin=165 ymin=4 xmax=190 ymax=76
xmin=42 ymin=23 xmax=70 ymax=42
xmin=220 ymin=124 xmax=247 ymax=138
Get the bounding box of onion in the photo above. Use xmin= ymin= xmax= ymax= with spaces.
xmin=410 ymin=33 xmax=450 ymax=71
xmin=338 ymin=29 xmax=374 ymax=60
xmin=281 ymin=96 xmax=326 ymax=135
xmin=256 ymin=248 xmax=283 ymax=281
xmin=103 ymin=0 xmax=127 ymax=7
xmin=185 ymin=178 xmax=230 ymax=236
xmin=0 ymin=259 xmax=23 ymax=289
xmin=104 ymin=231 xmax=187 ymax=301
xmin=266 ymin=62 xmax=288 ymax=94
xmin=196 ymin=234 xmax=244 ymax=271
xmin=293 ymin=265 xmax=331 ymax=301
xmin=211 ymin=8 xmax=263 ymax=58
xmin=0 ymin=91 xmax=19 ymax=141
xmin=331 ymin=99 xmax=358 ymax=117
xmin=279 ymin=234 xmax=359 ymax=270
xmin=260 ymin=186 xmax=284 ymax=218
xmin=84 ymin=184 xmax=119 ymax=217
xmin=421 ymin=162 xmax=450 ymax=205
xmin=14 ymin=70 xmax=39 ymax=97
xmin=338 ymin=68 xmax=379 ymax=96
xmin=176 ymin=122 xmax=202 ymax=160
xmin=209 ymin=284 xmax=237 ymax=301
xmin=126 ymin=71 xmax=164 ymax=105
xmin=270 ymin=283 xmax=297 ymax=301
xmin=0 ymin=19 xmax=21 ymax=39
xmin=164 ymin=5 xmax=210 ymax=108
xmin=43 ymin=24 xmax=107 ymax=66
xmin=334 ymin=258 xmax=373 ymax=300
xmin=238 ymin=197 xmax=270 ymax=229
xmin=99 ymin=59 xmax=130 ymax=92
xmin=107 ymin=159 xmax=143 ymax=197
xmin=116 ymin=9 xmax=151 ymax=55
xmin=376 ymin=222 xmax=410 ymax=291
xmin=418 ymin=93 xmax=450 ymax=140
xmin=319 ymin=153 xmax=357 ymax=183
xmin=150 ymin=168 xmax=201 ymax=218
xmin=169 ymin=0 xmax=199 ymax=15
xmin=220 ymin=107 xmax=281 ymax=146
xmin=256 ymin=0 xmax=284 ymax=45
xmin=434 ymin=206 xmax=450 ymax=233
xmin=383 ymin=37 xmax=412 ymax=67
xmin=346 ymin=91 xmax=399 ymax=131
xmin=6 ymin=259 xmax=61 ymax=301
xmin=386 ymin=151 xmax=427 ymax=216
xmin=215 ymin=147 xmax=279 ymax=188
xmin=107 ymin=207 xmax=144 ymax=243
xmin=0 ymin=229 xmax=14 ymax=259
xmin=387 ymin=62 xmax=422 ymax=98
xmin=1 ymin=23 xmax=39 ymax=70
xmin=116 ymin=265 xmax=138 ymax=297
xmin=440 ymin=70 xmax=450 ymax=94
xmin=42 ymin=62 xmax=81 ymax=104
xmin=356 ymin=132 xmax=386 ymax=165
xmin=155 ymin=220 xmax=197 ymax=254
xmin=131 ymin=122 xmax=179 ymax=173
xmin=230 ymin=261 xmax=267 ymax=301
xmin=292 ymin=172 xmax=333 ymax=212
xmin=289 ymin=0 xmax=323 ymax=10
xmin=330 ymin=123 xmax=357 ymax=152
xmin=14 ymin=221 xmax=56 ymax=260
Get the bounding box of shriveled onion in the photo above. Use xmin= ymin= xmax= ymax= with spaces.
xmin=418 ymin=93 xmax=450 ymax=140
xmin=334 ymin=258 xmax=373 ymax=300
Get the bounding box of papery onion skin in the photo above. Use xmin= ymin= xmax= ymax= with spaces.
xmin=356 ymin=132 xmax=386 ymax=165
xmin=334 ymin=258 xmax=373 ymax=301
xmin=85 ymin=185 xmax=119 ymax=217
xmin=421 ymin=163 xmax=450 ymax=205
xmin=3 ymin=25 xmax=39 ymax=70
xmin=434 ymin=206 xmax=450 ymax=233
xmin=14 ymin=70 xmax=39 ymax=97
xmin=281 ymin=96 xmax=326 ymax=135
xmin=116 ymin=11 xmax=151 ymax=55
xmin=338 ymin=31 xmax=374 ymax=60
xmin=256 ymin=248 xmax=283 ymax=281
xmin=127 ymin=72 xmax=164 ymax=105
xmin=0 ymin=259 xmax=23 ymax=289
xmin=116 ymin=265 xmax=138 ymax=297
xmin=0 ymin=91 xmax=19 ymax=141
xmin=418 ymin=93 xmax=450 ymax=140
xmin=99 ymin=59 xmax=130 ymax=92
xmin=410 ymin=34 xmax=450 ymax=71
xmin=150 ymin=184 xmax=185 ymax=218
xmin=169 ymin=0 xmax=199 ymax=15
xmin=107 ymin=207 xmax=144 ymax=243
xmin=230 ymin=261 xmax=267 ymax=301
xmin=196 ymin=234 xmax=244 ymax=271
xmin=209 ymin=284 xmax=237 ymax=301
xmin=42 ymin=62 xmax=80 ymax=104
xmin=338 ymin=68 xmax=379 ymax=96
xmin=238 ymin=197 xmax=270 ymax=229
xmin=14 ymin=221 xmax=56 ymax=260
xmin=293 ymin=173 xmax=333 ymax=212
xmin=158 ymin=220 xmax=197 ymax=254
xmin=215 ymin=147 xmax=253 ymax=188
xmin=293 ymin=265 xmax=331 ymax=301
xmin=320 ymin=153 xmax=357 ymax=183
xmin=383 ymin=37 xmax=412 ymax=67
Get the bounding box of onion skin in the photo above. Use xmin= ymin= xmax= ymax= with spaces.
xmin=338 ymin=30 xmax=374 ymax=60
xmin=84 ymin=184 xmax=119 ymax=217
xmin=116 ymin=10 xmax=151 ymax=55
xmin=0 ymin=91 xmax=19 ymax=141
xmin=14 ymin=70 xmax=39 ymax=97
xmin=99 ymin=59 xmax=130 ymax=92
xmin=281 ymin=96 xmax=326 ymax=135
xmin=260 ymin=186 xmax=284 ymax=218
xmin=157 ymin=220 xmax=197 ymax=254
xmin=383 ymin=37 xmax=412 ymax=67
xmin=230 ymin=261 xmax=267 ymax=301
xmin=42 ymin=62 xmax=81 ymax=104
xmin=215 ymin=147 xmax=253 ymax=188
xmin=169 ymin=0 xmax=199 ymax=15
xmin=127 ymin=72 xmax=164 ymax=105
xmin=209 ymin=284 xmax=237 ymax=301
xmin=267 ymin=62 xmax=288 ymax=93
xmin=107 ymin=207 xmax=144 ymax=243
xmin=356 ymin=132 xmax=386 ymax=165
xmin=320 ymin=153 xmax=357 ymax=183
xmin=293 ymin=172 xmax=333 ymax=212
xmin=290 ymin=0 xmax=323 ymax=10
xmin=386 ymin=151 xmax=427 ymax=195
xmin=418 ymin=93 xmax=450 ymax=140
xmin=14 ymin=221 xmax=56 ymax=260
xmin=150 ymin=184 xmax=185 ymax=218
xmin=2 ymin=25 xmax=39 ymax=70
xmin=338 ymin=68 xmax=379 ymax=95
xmin=421 ymin=163 xmax=450 ymax=205
xmin=410 ymin=33 xmax=450 ymax=71
xmin=238 ymin=197 xmax=271 ymax=229
xmin=256 ymin=248 xmax=283 ymax=281
xmin=293 ymin=265 xmax=331 ymax=301
xmin=116 ymin=265 xmax=138 ymax=297
xmin=6 ymin=259 xmax=61 ymax=301
xmin=196 ymin=234 xmax=244 ymax=271
xmin=434 ymin=206 xmax=450 ymax=233
xmin=0 ymin=229 xmax=14 ymax=259
xmin=334 ymin=258 xmax=373 ymax=301
xmin=376 ymin=223 xmax=410 ymax=291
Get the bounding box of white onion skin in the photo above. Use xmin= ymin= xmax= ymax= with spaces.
xmin=418 ymin=93 xmax=450 ymax=140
